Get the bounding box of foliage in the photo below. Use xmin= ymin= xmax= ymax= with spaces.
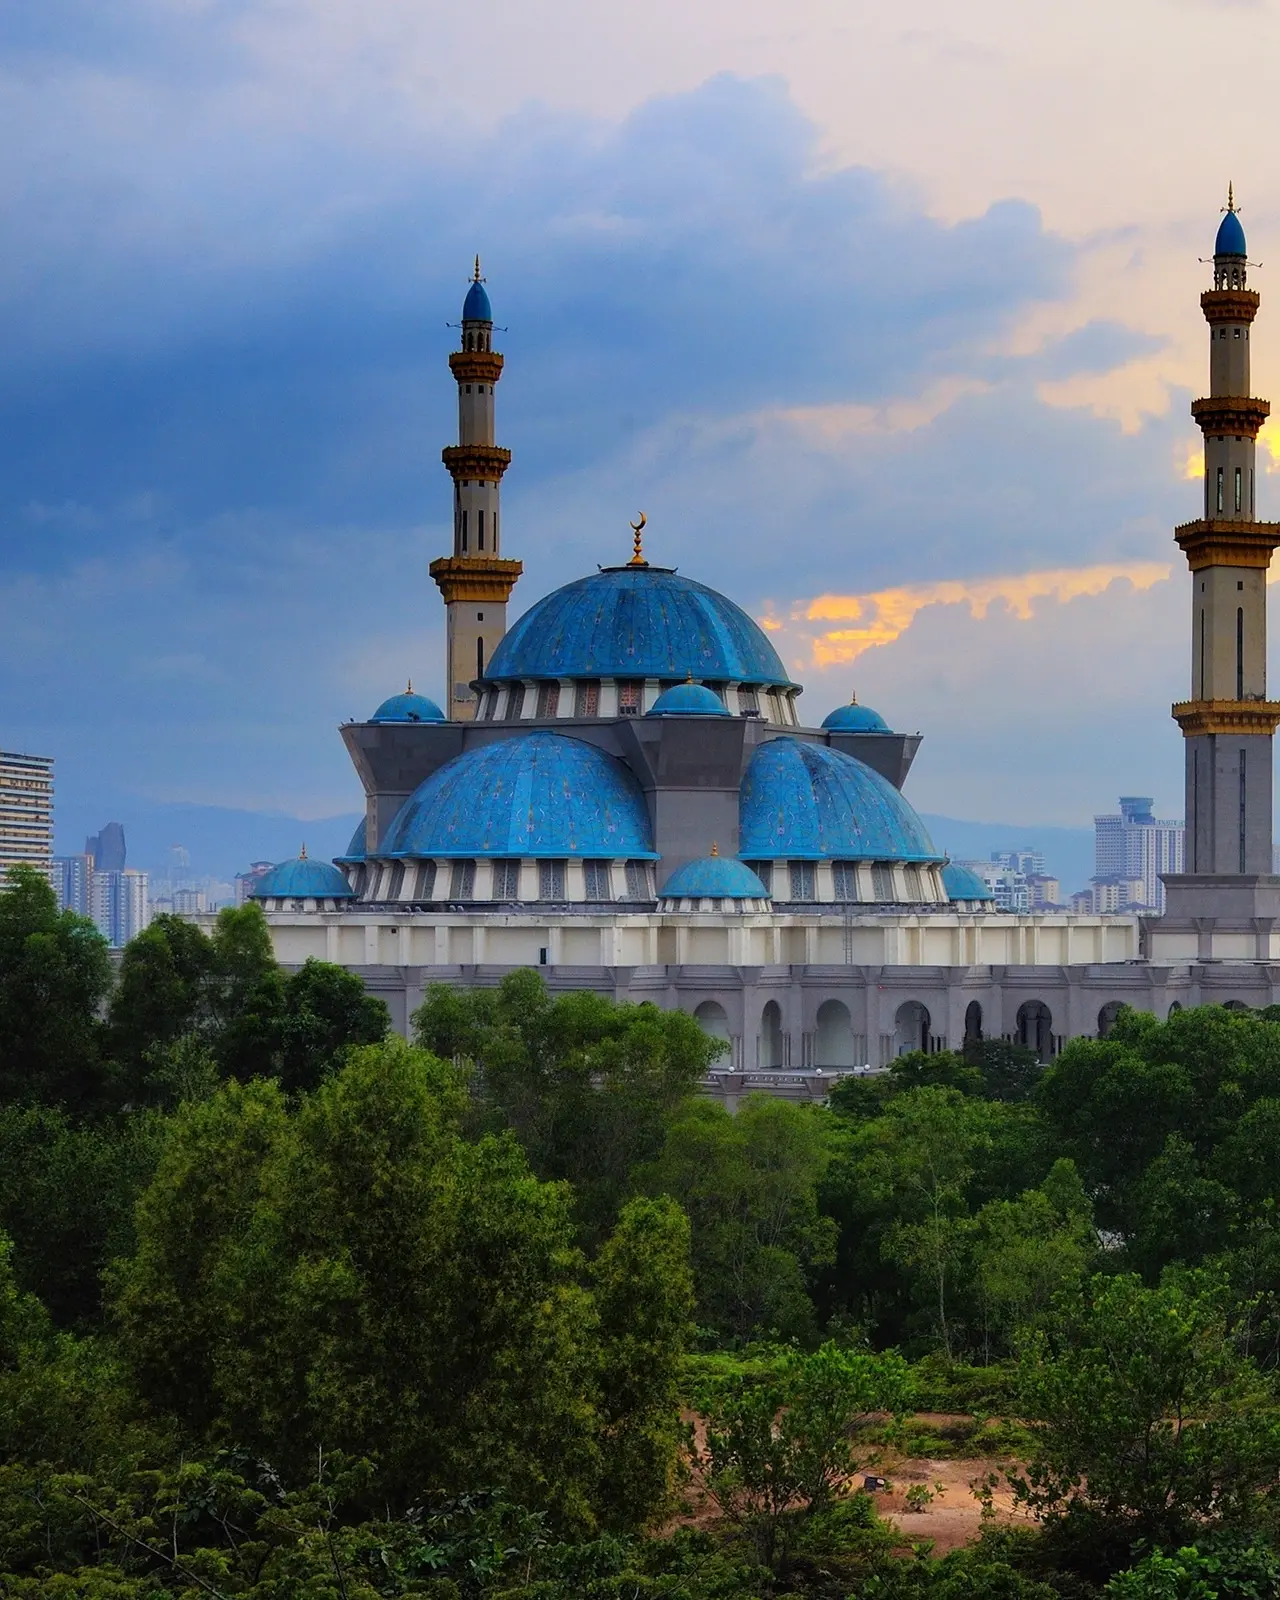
xmin=1014 ymin=1273 xmax=1280 ymax=1550
xmin=0 ymin=864 xmax=112 ymax=1111
xmin=638 ymin=1094 xmax=837 ymax=1341
xmin=414 ymin=969 xmax=719 ymax=1242
xmin=688 ymin=1340 xmax=912 ymax=1570
xmin=1105 ymin=1537 xmax=1280 ymax=1599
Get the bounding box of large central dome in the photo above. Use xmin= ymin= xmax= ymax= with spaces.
xmin=482 ymin=565 xmax=797 ymax=688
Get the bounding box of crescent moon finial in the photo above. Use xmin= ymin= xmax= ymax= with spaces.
xmin=628 ymin=512 xmax=648 ymax=566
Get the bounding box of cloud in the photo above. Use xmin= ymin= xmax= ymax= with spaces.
xmin=763 ymin=560 xmax=1173 ymax=670
xmin=0 ymin=47 xmax=1219 ymax=837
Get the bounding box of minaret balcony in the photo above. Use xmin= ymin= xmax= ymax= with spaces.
xmin=1190 ymin=397 xmax=1270 ymax=438
xmin=1172 ymin=698 xmax=1280 ymax=737
xmin=429 ymin=555 xmax=523 ymax=605
xmin=449 ymin=350 xmax=505 ymax=384
xmin=441 ymin=444 xmax=512 ymax=481
xmin=1201 ymin=288 xmax=1261 ymax=325
xmin=1173 ymin=518 xmax=1280 ymax=570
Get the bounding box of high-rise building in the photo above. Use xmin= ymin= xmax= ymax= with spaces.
xmin=85 ymin=822 xmax=127 ymax=872
xmin=428 ymin=260 xmax=524 ymax=721
xmin=235 ymin=861 xmax=277 ymax=905
xmin=1093 ymin=796 xmax=1184 ymax=911
xmin=173 ymin=887 xmax=207 ymax=914
xmin=91 ymin=868 xmax=149 ymax=948
xmin=51 ymin=852 xmax=95 ymax=915
xmin=0 ymin=750 xmax=54 ymax=884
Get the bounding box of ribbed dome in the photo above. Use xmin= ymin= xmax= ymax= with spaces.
xmin=646 ymin=682 xmax=731 ymax=717
xmin=1216 ymin=208 xmax=1247 ymax=257
xmin=739 ymin=738 xmax=940 ymax=862
xmin=483 ymin=566 xmax=798 ymax=688
xmin=336 ymin=821 xmax=366 ymax=862
xmin=942 ymin=862 xmax=992 ymax=903
xmin=370 ymin=688 xmax=446 ymax=724
xmin=463 ymin=279 xmax=492 ymax=320
xmin=381 ymin=731 xmax=657 ymax=858
xmin=659 ymin=855 xmax=769 ymax=899
xmin=251 ymin=855 xmax=355 ymax=900
xmin=822 ymin=699 xmax=890 ymax=733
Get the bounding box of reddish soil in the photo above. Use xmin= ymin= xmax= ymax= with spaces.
xmin=866 ymin=1454 xmax=1030 ymax=1557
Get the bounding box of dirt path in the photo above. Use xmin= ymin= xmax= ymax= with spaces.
xmin=867 ymin=1454 xmax=1031 ymax=1556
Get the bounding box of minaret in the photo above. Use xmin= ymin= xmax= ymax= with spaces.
xmin=1171 ymin=190 xmax=1280 ymax=877
xmin=429 ymin=260 xmax=522 ymax=720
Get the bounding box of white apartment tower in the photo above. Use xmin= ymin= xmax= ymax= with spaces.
xmin=0 ymin=750 xmax=54 ymax=882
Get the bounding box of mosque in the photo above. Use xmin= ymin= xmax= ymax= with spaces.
xmin=246 ymin=204 xmax=1280 ymax=1089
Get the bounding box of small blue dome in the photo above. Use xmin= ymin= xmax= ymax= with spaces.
xmin=250 ymin=854 xmax=355 ymax=900
xmin=822 ymin=700 xmax=890 ymax=733
xmin=1216 ymin=208 xmax=1247 ymax=257
xmin=370 ymin=688 xmax=446 ymax=724
xmin=660 ymin=855 xmax=769 ymax=900
xmin=336 ymin=821 xmax=366 ymax=862
xmin=646 ymin=682 xmax=731 ymax=717
xmin=381 ymin=731 xmax=657 ymax=858
xmin=484 ymin=566 xmax=798 ymax=688
xmin=463 ymin=279 xmax=492 ymax=321
xmin=942 ymin=862 xmax=993 ymax=903
xmin=739 ymin=738 xmax=940 ymax=862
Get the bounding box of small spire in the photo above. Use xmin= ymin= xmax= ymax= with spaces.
xmin=710 ymin=841 xmax=719 ymax=857
xmin=686 ymin=669 xmax=694 ymax=683
xmin=1228 ymin=181 xmax=1236 ymax=214
xmin=299 ymin=842 xmax=308 ymax=860
xmin=473 ymin=254 xmax=483 ymax=282
xmin=628 ymin=512 xmax=648 ymax=566
xmin=406 ymin=678 xmax=414 ymax=694
xmin=849 ymin=692 xmax=858 ymax=704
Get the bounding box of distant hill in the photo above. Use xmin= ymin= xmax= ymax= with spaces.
xmin=920 ymin=814 xmax=1095 ymax=896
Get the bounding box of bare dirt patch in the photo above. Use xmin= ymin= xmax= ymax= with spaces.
xmin=868 ymin=1454 xmax=1031 ymax=1557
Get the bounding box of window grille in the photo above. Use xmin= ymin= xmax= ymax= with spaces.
xmin=492 ymin=859 xmax=521 ymax=899
xmin=788 ymin=861 xmax=815 ymax=900
xmin=450 ymin=860 xmax=476 ymax=899
xmin=584 ymin=860 xmax=612 ymax=900
xmin=538 ymin=860 xmax=566 ymax=899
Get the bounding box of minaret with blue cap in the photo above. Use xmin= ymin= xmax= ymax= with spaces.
xmin=1171 ymin=187 xmax=1280 ymax=880
xmin=429 ymin=258 xmax=522 ymax=720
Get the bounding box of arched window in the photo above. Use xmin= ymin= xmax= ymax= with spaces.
xmin=1017 ymin=1000 xmax=1053 ymax=1059
xmin=694 ymin=1000 xmax=730 ymax=1044
xmin=895 ymin=1001 xmax=931 ymax=1056
xmin=1097 ymin=1000 xmax=1125 ymax=1038
xmin=815 ymin=999 xmax=855 ymax=1067
xmin=760 ymin=1001 xmax=784 ymax=1068
xmin=964 ymin=1000 xmax=983 ymax=1046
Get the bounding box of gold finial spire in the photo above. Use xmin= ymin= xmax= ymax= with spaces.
xmin=473 ymin=254 xmax=483 ymax=282
xmin=628 ymin=511 xmax=648 ymax=566
xmin=686 ymin=669 xmax=694 ymax=683
xmin=710 ymin=841 xmax=719 ymax=856
xmin=1226 ymin=182 xmax=1237 ymax=214
xmin=849 ymin=692 xmax=858 ymax=704
xmin=299 ymin=842 xmax=308 ymax=860
xmin=406 ymin=678 xmax=414 ymax=694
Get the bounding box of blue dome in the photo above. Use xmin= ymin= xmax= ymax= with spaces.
xmin=646 ymin=681 xmax=731 ymax=717
xmin=336 ymin=820 xmax=366 ymax=862
xmin=370 ymin=688 xmax=446 ymax=724
xmin=463 ymin=280 xmax=492 ymax=321
xmin=381 ymin=731 xmax=657 ymax=858
xmin=1216 ymin=208 xmax=1247 ymax=256
xmin=659 ymin=855 xmax=769 ymax=900
xmin=484 ymin=566 xmax=798 ymax=688
xmin=822 ymin=700 xmax=890 ymax=733
xmin=942 ymin=862 xmax=993 ymax=903
xmin=739 ymin=738 xmax=940 ymax=862
xmin=250 ymin=855 xmax=355 ymax=900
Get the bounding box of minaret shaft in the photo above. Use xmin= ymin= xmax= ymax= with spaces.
xmin=429 ymin=269 xmax=522 ymax=721
xmin=1172 ymin=201 xmax=1280 ymax=875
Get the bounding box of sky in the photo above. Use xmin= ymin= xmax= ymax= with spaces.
xmin=4 ymin=0 xmax=1279 ymax=854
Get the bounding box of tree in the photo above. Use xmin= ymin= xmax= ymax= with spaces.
xmin=414 ymin=968 xmax=720 ymax=1240
xmin=0 ymin=864 xmax=112 ymax=1110
xmin=591 ymin=1195 xmax=694 ymax=1530
xmin=689 ymin=1342 xmax=912 ymax=1571
xmin=113 ymin=1037 xmax=693 ymax=1529
xmin=105 ymin=914 xmax=216 ymax=1095
xmin=639 ymin=1094 xmax=837 ymax=1341
xmin=1014 ymin=1274 xmax=1280 ymax=1553
xmin=276 ymin=958 xmax=389 ymax=1092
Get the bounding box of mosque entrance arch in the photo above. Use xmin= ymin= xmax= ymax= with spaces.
xmin=815 ymin=999 xmax=855 ymax=1067
xmin=964 ymin=1001 xmax=983 ymax=1048
xmin=760 ymin=1001 xmax=784 ymax=1068
xmin=895 ymin=1001 xmax=931 ymax=1056
xmin=1016 ymin=1000 xmax=1053 ymax=1061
